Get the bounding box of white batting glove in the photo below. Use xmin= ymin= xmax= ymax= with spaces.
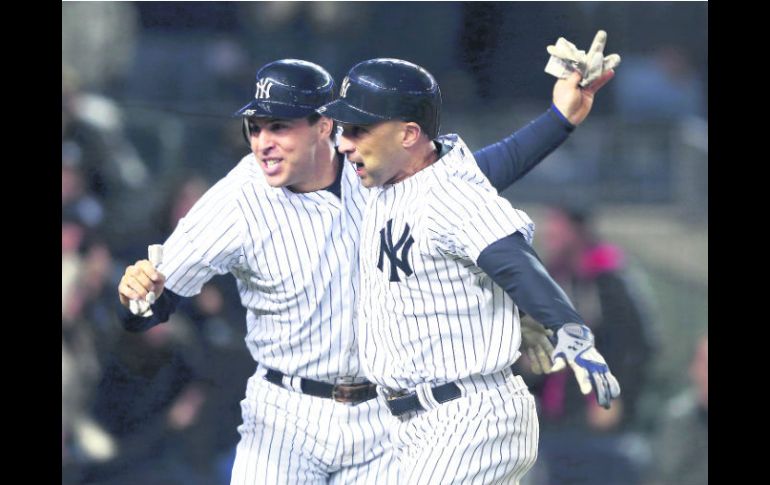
xmin=549 ymin=323 xmax=621 ymax=409
xmin=581 ymin=30 xmax=621 ymax=86
xmin=520 ymin=316 xmax=555 ymax=374
xmin=545 ymin=30 xmax=621 ymax=87
xmin=128 ymin=244 xmax=164 ymax=317
xmin=546 ymin=37 xmax=587 ymax=71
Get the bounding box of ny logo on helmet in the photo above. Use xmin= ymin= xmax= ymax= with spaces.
xmin=340 ymin=77 xmax=351 ymax=98
xmin=377 ymin=219 xmax=414 ymax=282
xmin=255 ymin=78 xmax=274 ymax=100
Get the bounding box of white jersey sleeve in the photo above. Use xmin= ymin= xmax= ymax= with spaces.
xmin=427 ymin=177 xmax=535 ymax=264
xmin=159 ymin=174 xmax=246 ymax=297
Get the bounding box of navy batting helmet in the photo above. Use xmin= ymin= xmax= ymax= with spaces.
xmin=235 ymin=59 xmax=335 ymax=119
xmin=319 ymin=58 xmax=441 ymax=139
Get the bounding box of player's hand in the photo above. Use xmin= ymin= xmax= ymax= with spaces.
xmin=552 ymin=69 xmax=614 ymax=126
xmin=548 ymin=30 xmax=619 ymax=125
xmin=519 ymin=316 xmax=554 ymax=374
xmin=118 ymin=259 xmax=166 ymax=307
xmin=548 ymin=323 xmax=621 ymax=409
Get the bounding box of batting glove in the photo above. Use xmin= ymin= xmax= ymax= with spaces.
xmin=581 ymin=30 xmax=621 ymax=86
xmin=545 ymin=30 xmax=621 ymax=87
xmin=546 ymin=36 xmax=587 ymax=71
xmin=128 ymin=244 xmax=164 ymax=317
xmin=520 ymin=316 xmax=555 ymax=374
xmin=549 ymin=323 xmax=621 ymax=409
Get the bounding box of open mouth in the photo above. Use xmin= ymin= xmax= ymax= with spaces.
xmin=349 ymin=159 xmax=365 ymax=173
xmin=261 ymin=158 xmax=283 ymax=172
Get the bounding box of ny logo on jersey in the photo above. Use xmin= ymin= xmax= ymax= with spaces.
xmin=339 ymin=76 xmax=351 ymax=98
xmin=255 ymin=78 xmax=274 ymax=100
xmin=377 ymin=219 xmax=415 ymax=282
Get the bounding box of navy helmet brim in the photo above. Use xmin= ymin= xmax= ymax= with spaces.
xmin=234 ymin=100 xmax=319 ymax=119
xmin=317 ymin=99 xmax=389 ymax=126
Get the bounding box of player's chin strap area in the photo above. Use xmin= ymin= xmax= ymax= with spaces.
xmin=262 ymin=367 xmax=378 ymax=405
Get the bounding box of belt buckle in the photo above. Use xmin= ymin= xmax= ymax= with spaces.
xmin=332 ymin=376 xmax=370 ymax=404
xmin=384 ymin=387 xmax=409 ymax=401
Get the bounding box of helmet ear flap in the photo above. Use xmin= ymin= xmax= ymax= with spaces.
xmin=242 ymin=117 xmax=252 ymax=147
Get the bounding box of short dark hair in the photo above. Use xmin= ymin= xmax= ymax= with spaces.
xmin=307 ymin=112 xmax=337 ymax=142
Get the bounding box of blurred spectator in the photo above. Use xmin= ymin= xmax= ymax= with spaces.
xmin=646 ymin=336 xmax=708 ymax=485
xmin=525 ymin=204 xmax=658 ymax=485
xmin=93 ymin=173 xmax=251 ymax=484
xmin=63 ymin=65 xmax=156 ymax=251
xmin=62 ymin=212 xmax=118 ymax=475
xmin=62 ymin=142 xmax=105 ymax=231
xmin=62 ymin=96 xmax=119 ymax=476
xmin=63 ymin=65 xmax=150 ymax=194
xmin=204 ymin=117 xmax=253 ymax=182
xmin=115 ymin=172 xmax=211 ymax=264
xmin=82 ymin=314 xmax=214 ymax=485
xmin=61 ymin=1 xmax=138 ymax=93
xmin=62 ymin=221 xmax=116 ymax=337
xmin=159 ymin=174 xmax=211 ymax=234
xmin=61 ymin=148 xmax=119 ymax=343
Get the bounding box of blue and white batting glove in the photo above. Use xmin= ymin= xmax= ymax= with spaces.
xmin=549 ymin=323 xmax=621 ymax=409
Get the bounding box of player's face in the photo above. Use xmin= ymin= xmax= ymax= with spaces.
xmin=338 ymin=121 xmax=409 ymax=187
xmin=247 ymin=116 xmax=333 ymax=192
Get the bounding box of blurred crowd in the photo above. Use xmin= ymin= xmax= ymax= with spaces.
xmin=62 ymin=66 xmax=253 ymax=483
xmin=515 ymin=205 xmax=707 ymax=485
xmin=63 ymin=2 xmax=707 ymax=484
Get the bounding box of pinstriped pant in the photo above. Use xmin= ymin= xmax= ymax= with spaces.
xmin=230 ymin=369 xmax=400 ymax=485
xmin=390 ymin=374 xmax=539 ymax=485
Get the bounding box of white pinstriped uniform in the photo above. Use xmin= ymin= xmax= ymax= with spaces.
xmin=358 ymin=135 xmax=539 ymax=484
xmin=157 ymin=152 xmax=398 ymax=484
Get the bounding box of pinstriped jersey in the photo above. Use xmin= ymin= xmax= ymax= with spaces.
xmin=159 ymin=153 xmax=370 ymax=382
xmin=358 ymin=134 xmax=535 ymax=390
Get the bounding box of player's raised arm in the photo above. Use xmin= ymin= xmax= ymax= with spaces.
xmin=473 ymin=30 xmax=618 ymax=192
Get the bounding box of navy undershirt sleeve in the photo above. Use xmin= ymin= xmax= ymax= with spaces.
xmin=473 ymin=106 xmax=575 ymax=192
xmin=116 ymin=289 xmax=183 ymax=332
xmin=477 ymin=231 xmax=584 ymax=330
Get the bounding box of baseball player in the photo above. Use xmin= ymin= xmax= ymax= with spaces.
xmin=117 ymin=52 xmax=609 ymax=484
xmin=321 ymin=57 xmax=620 ymax=484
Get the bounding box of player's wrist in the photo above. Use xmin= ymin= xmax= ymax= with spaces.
xmin=549 ymin=104 xmax=576 ymax=131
